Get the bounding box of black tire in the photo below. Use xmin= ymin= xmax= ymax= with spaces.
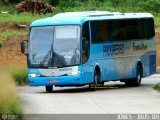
xmin=133 ymin=65 xmax=142 ymax=86
xmin=125 ymin=65 xmax=142 ymax=87
xmin=99 ymin=82 xmax=104 ymax=86
xmin=125 ymin=80 xmax=132 ymax=86
xmin=46 ymin=86 xmax=53 ymax=92
xmin=89 ymin=70 xmax=100 ymax=91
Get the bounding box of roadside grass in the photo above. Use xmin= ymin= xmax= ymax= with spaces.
xmin=154 ymin=16 xmax=160 ymax=32
xmin=0 ymin=13 xmax=54 ymax=22
xmin=155 ymin=28 xmax=160 ymax=33
xmin=0 ymin=70 xmax=23 ymax=118
xmin=0 ymin=11 xmax=159 ymax=25
xmin=8 ymin=67 xmax=28 ymax=86
xmin=0 ymin=1 xmax=160 ymax=24
xmin=0 ymin=37 xmax=5 ymax=47
xmin=0 ymin=40 xmax=3 ymax=47
xmin=0 ymin=66 xmax=28 ymax=86
xmin=153 ymin=69 xmax=160 ymax=90
xmin=154 ymin=16 xmax=160 ymax=25
xmin=0 ymin=30 xmax=28 ymax=47
xmin=153 ymin=83 xmax=160 ymax=90
xmin=157 ymin=70 xmax=160 ymax=74
xmin=0 ymin=3 xmax=15 ymax=12
xmin=0 ymin=30 xmax=28 ymax=37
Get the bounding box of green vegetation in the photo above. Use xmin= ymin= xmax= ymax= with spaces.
xmin=2 ymin=0 xmax=158 ymax=14
xmin=8 ymin=67 xmax=28 ymax=86
xmin=154 ymin=16 xmax=160 ymax=26
xmin=0 ymin=0 xmax=160 ymax=23
xmin=47 ymin=0 xmax=160 ymax=15
xmin=154 ymin=83 xmax=160 ymax=90
xmin=11 ymin=67 xmax=28 ymax=86
xmin=0 ymin=30 xmax=27 ymax=37
xmin=0 ymin=38 xmax=5 ymax=48
xmin=0 ymin=70 xmax=23 ymax=118
xmin=0 ymin=13 xmax=53 ymax=22
xmin=0 ymin=30 xmax=27 ymax=47
xmin=0 ymin=41 xmax=3 ymax=47
xmin=0 ymin=66 xmax=28 ymax=86
xmin=0 ymin=30 xmax=28 ymax=47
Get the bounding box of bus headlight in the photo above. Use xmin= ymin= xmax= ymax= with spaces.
xmin=28 ymin=73 xmax=40 ymax=77
xmin=67 ymin=71 xmax=81 ymax=76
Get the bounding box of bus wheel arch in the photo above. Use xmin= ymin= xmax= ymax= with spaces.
xmin=89 ymin=65 xmax=101 ymax=90
xmin=94 ymin=65 xmax=101 ymax=81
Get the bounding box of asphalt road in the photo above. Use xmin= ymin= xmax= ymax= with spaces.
xmin=19 ymin=74 xmax=160 ymax=114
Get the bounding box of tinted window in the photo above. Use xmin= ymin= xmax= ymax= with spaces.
xmin=91 ymin=21 xmax=110 ymax=43
xmin=82 ymin=22 xmax=90 ymax=64
xmin=91 ymin=18 xmax=155 ymax=43
xmin=137 ymin=18 xmax=155 ymax=39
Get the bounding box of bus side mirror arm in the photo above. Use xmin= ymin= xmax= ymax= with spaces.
xmin=85 ymin=41 xmax=89 ymax=51
xmin=21 ymin=40 xmax=28 ymax=56
xmin=82 ymin=37 xmax=90 ymax=54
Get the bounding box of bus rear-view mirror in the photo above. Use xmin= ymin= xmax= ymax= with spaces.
xmin=21 ymin=40 xmax=28 ymax=55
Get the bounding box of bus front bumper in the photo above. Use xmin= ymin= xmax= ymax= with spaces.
xmin=28 ymin=74 xmax=83 ymax=86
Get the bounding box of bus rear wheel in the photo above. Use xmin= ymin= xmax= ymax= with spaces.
xmin=125 ymin=65 xmax=142 ymax=86
xmin=133 ymin=65 xmax=142 ymax=86
xmin=46 ymin=86 xmax=53 ymax=92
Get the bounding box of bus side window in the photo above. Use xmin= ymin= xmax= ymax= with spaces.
xmin=127 ymin=19 xmax=139 ymax=40
xmin=82 ymin=22 xmax=90 ymax=64
xmin=119 ymin=20 xmax=128 ymax=40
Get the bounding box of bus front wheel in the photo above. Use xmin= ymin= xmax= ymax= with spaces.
xmin=89 ymin=70 xmax=100 ymax=91
xmin=46 ymin=86 xmax=53 ymax=92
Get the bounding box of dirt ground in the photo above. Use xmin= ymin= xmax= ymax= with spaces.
xmin=0 ymin=36 xmax=27 ymax=67
xmin=0 ymin=22 xmax=28 ymax=67
xmin=0 ymin=22 xmax=160 ymax=70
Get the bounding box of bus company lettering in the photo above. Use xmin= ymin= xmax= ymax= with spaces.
xmin=132 ymin=41 xmax=147 ymax=52
xmin=103 ymin=44 xmax=125 ymax=56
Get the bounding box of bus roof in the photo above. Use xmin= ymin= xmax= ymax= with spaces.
xmin=31 ymin=11 xmax=153 ymax=27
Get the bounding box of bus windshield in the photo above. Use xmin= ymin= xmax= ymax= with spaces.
xmin=28 ymin=25 xmax=80 ymax=68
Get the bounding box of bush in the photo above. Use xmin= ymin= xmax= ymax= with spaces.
xmin=140 ymin=0 xmax=160 ymax=13
xmin=10 ymin=67 xmax=28 ymax=86
xmin=58 ymin=0 xmax=83 ymax=8
xmin=0 ymin=41 xmax=3 ymax=47
xmin=154 ymin=83 xmax=160 ymax=90
xmin=0 ymin=70 xmax=23 ymax=118
xmin=42 ymin=0 xmax=50 ymax=4
xmin=1 ymin=0 xmax=22 ymax=4
xmin=0 ymin=67 xmax=28 ymax=86
xmin=50 ymin=0 xmax=59 ymax=6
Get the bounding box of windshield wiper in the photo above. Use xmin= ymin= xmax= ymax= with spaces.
xmin=52 ymin=51 xmax=66 ymax=66
xmin=41 ymin=50 xmax=51 ymax=64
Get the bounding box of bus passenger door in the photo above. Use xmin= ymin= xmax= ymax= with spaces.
xmin=81 ymin=22 xmax=93 ymax=84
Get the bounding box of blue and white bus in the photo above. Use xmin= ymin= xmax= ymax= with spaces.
xmin=21 ymin=11 xmax=156 ymax=92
